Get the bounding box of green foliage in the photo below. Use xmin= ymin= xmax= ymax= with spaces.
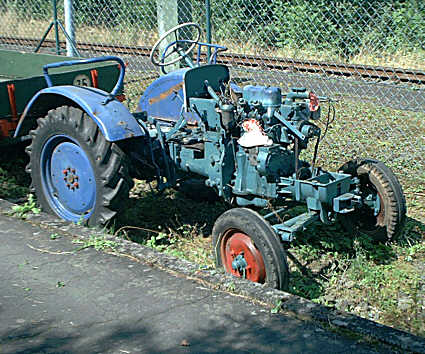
xmin=271 ymin=299 xmax=282 ymax=314
xmin=50 ymin=233 xmax=60 ymax=240
xmin=227 ymin=281 xmax=236 ymax=291
xmin=210 ymin=0 xmax=424 ymax=58
xmin=142 ymin=224 xmax=212 ymax=266
xmin=403 ymin=243 xmax=425 ymax=262
xmin=0 ymin=0 xmax=157 ymax=30
xmin=0 ymin=166 xmax=29 ymax=199
xmin=73 ymin=235 xmax=117 ymax=251
xmin=11 ymin=194 xmax=40 ymax=218
xmin=73 ymin=0 xmax=156 ymax=30
xmin=146 ymin=232 xmax=168 ymax=251
xmin=212 ymin=0 xmax=271 ymax=43
xmin=1 ymin=0 xmax=52 ymax=20
xmin=340 ymin=253 xmax=424 ymax=335
xmin=289 ymin=271 xmax=323 ymax=300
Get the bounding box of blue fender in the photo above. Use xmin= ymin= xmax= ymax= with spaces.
xmin=14 ymin=85 xmax=144 ymax=142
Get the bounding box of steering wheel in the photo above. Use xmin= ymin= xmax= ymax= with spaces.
xmin=150 ymin=22 xmax=201 ymax=68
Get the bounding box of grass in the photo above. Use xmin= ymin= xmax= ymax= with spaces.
xmin=221 ymin=38 xmax=425 ymax=71
xmin=72 ymin=235 xmax=118 ymax=251
xmin=11 ymin=193 xmax=40 ymax=218
xmin=0 ymin=85 xmax=424 ymax=338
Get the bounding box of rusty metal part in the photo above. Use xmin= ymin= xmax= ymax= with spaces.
xmin=90 ymin=69 xmax=98 ymax=88
xmin=148 ymin=82 xmax=183 ymax=105
xmin=7 ymin=83 xmax=18 ymax=121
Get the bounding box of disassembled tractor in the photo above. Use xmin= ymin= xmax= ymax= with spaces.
xmin=13 ymin=23 xmax=405 ymax=290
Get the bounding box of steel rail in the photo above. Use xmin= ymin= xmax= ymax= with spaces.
xmin=1 ymin=35 xmax=424 ymax=84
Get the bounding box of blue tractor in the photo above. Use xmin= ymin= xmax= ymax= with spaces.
xmin=15 ymin=23 xmax=406 ymax=290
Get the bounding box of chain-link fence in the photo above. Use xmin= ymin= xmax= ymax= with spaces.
xmin=0 ymin=0 xmax=424 ymax=188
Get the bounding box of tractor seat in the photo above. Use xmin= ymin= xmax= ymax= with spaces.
xmin=183 ymin=64 xmax=230 ymax=104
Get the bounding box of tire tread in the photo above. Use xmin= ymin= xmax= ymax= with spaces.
xmin=26 ymin=106 xmax=133 ymax=226
xmin=340 ymin=159 xmax=406 ymax=241
xmin=212 ymin=207 xmax=289 ymax=290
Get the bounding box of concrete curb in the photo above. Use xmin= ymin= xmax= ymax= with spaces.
xmin=1 ymin=198 xmax=424 ymax=353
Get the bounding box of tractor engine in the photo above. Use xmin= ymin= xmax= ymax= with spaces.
xmin=227 ymin=85 xmax=322 ymax=207
xmin=238 ymin=85 xmax=321 ymax=147
xmin=142 ymin=65 xmax=326 ymax=209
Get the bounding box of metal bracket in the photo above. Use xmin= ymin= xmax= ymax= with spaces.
xmin=333 ymin=193 xmax=358 ymax=213
xmin=272 ymin=212 xmax=319 ymax=242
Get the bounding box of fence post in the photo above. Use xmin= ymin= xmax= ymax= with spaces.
xmin=64 ymin=0 xmax=77 ymax=57
xmin=205 ymin=0 xmax=211 ymax=60
xmin=52 ymin=0 xmax=60 ymax=54
xmin=156 ymin=0 xmax=192 ymax=72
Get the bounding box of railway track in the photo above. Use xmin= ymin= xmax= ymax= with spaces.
xmin=1 ymin=35 xmax=424 ymax=84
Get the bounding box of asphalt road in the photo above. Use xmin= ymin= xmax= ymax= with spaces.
xmin=0 ymin=213 xmax=392 ymax=353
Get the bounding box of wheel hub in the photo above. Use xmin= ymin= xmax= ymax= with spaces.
xmin=62 ymin=167 xmax=80 ymax=190
xmin=360 ymin=182 xmax=385 ymax=228
xmin=364 ymin=193 xmax=381 ymax=217
xmin=40 ymin=136 xmax=96 ymax=222
xmin=231 ymin=253 xmax=248 ymax=275
xmin=221 ymin=231 xmax=266 ymax=283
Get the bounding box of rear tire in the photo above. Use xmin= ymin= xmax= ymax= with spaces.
xmin=339 ymin=159 xmax=406 ymax=241
xmin=26 ymin=106 xmax=133 ymax=226
xmin=213 ymin=208 xmax=289 ymax=291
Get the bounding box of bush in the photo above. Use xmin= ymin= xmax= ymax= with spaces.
xmin=210 ymin=0 xmax=425 ymax=57
xmin=2 ymin=0 xmax=52 ymax=20
xmin=74 ymin=0 xmax=156 ymax=30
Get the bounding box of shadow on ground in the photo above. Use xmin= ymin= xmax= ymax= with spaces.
xmin=0 ymin=313 xmax=376 ymax=354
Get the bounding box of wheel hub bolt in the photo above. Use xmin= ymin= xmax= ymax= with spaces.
xmin=62 ymin=167 xmax=80 ymax=190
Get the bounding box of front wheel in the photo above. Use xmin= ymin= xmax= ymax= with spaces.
xmin=339 ymin=159 xmax=406 ymax=242
xmin=212 ymin=208 xmax=289 ymax=291
xmin=26 ymin=106 xmax=133 ymax=226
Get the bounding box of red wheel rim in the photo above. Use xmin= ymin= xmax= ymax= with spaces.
xmin=220 ymin=229 xmax=266 ymax=283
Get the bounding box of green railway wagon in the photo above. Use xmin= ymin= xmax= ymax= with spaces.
xmin=0 ymin=49 xmax=121 ymax=144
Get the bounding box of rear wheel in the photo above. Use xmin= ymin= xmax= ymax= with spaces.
xmin=339 ymin=159 xmax=406 ymax=242
xmin=26 ymin=106 xmax=133 ymax=226
xmin=212 ymin=208 xmax=289 ymax=290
